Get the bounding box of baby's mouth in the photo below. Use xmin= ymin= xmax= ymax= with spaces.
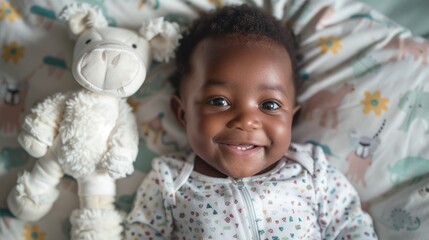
xmin=228 ymin=144 xmax=257 ymax=151
xmin=218 ymin=143 xmax=263 ymax=155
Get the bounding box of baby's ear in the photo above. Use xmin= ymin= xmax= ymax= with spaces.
xmin=59 ymin=3 xmax=108 ymax=37
xmin=139 ymin=17 xmax=182 ymax=63
xmin=170 ymin=95 xmax=186 ymax=128
xmin=293 ymin=105 xmax=301 ymax=115
xmin=292 ymin=105 xmax=301 ymax=126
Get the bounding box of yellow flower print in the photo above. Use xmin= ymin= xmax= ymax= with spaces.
xmin=0 ymin=2 xmax=20 ymax=22
xmin=360 ymin=90 xmax=389 ymax=116
xmin=2 ymin=41 xmax=25 ymax=64
xmin=22 ymin=224 xmax=46 ymax=240
xmin=319 ymin=36 xmax=342 ymax=54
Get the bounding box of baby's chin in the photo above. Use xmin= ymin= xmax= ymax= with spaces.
xmin=223 ymin=162 xmax=280 ymax=179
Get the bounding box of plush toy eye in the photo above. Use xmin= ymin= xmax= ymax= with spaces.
xmin=132 ymin=44 xmax=137 ymax=49
xmin=85 ymin=39 xmax=92 ymax=44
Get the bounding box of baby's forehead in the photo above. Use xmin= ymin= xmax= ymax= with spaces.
xmin=191 ymin=35 xmax=292 ymax=69
xmin=184 ymin=36 xmax=296 ymax=92
xmin=201 ymin=34 xmax=288 ymax=52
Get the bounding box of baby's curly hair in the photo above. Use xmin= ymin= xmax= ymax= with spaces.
xmin=170 ymin=4 xmax=300 ymax=95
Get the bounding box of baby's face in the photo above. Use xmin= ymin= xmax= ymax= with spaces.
xmin=173 ymin=37 xmax=298 ymax=178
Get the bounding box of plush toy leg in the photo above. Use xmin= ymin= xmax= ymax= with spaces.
xmin=70 ymin=207 xmax=124 ymax=240
xmin=71 ymin=173 xmax=123 ymax=239
xmin=7 ymin=150 xmax=63 ymax=221
xmin=79 ymin=195 xmax=115 ymax=209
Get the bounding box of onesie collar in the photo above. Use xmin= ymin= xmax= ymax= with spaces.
xmin=284 ymin=143 xmax=315 ymax=176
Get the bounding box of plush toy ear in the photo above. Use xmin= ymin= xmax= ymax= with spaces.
xmin=59 ymin=3 xmax=108 ymax=36
xmin=139 ymin=17 xmax=182 ymax=63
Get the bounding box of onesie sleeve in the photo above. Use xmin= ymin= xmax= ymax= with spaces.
xmin=311 ymin=146 xmax=378 ymax=239
xmin=125 ymin=159 xmax=175 ymax=240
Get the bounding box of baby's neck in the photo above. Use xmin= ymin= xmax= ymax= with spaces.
xmin=193 ymin=155 xmax=280 ymax=179
xmin=193 ymin=156 xmax=228 ymax=178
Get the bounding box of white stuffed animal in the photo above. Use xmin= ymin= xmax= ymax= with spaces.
xmin=7 ymin=3 xmax=181 ymax=240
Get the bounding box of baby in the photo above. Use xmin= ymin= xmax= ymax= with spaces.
xmin=125 ymin=5 xmax=377 ymax=240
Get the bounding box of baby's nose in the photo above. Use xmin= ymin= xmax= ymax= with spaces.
xmin=227 ymin=111 xmax=261 ymax=131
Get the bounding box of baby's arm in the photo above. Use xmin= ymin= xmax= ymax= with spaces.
xmin=125 ymin=169 xmax=174 ymax=239
xmin=312 ymin=147 xmax=378 ymax=239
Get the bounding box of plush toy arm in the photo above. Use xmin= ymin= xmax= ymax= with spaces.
xmin=101 ymin=100 xmax=138 ymax=179
xmin=18 ymin=132 xmax=49 ymax=158
xmin=19 ymin=93 xmax=67 ymax=158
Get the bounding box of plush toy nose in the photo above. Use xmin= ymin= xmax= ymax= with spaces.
xmin=102 ymin=52 xmax=121 ymax=66
xmin=78 ymin=48 xmax=142 ymax=90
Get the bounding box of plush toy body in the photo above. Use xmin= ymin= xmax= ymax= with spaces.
xmin=10 ymin=90 xmax=136 ymax=238
xmin=7 ymin=3 xmax=180 ymax=240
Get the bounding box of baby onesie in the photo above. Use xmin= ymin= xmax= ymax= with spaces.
xmin=125 ymin=143 xmax=377 ymax=240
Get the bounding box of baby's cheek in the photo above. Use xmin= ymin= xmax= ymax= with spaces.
xmin=270 ymin=122 xmax=292 ymax=139
xmin=196 ymin=114 xmax=223 ymax=132
xmin=186 ymin=118 xmax=216 ymax=148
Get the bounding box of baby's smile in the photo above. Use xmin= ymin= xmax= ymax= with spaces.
xmin=219 ymin=143 xmax=262 ymax=155
xmin=226 ymin=144 xmax=257 ymax=151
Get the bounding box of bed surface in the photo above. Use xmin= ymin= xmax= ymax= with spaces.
xmin=1 ymin=0 xmax=428 ymax=239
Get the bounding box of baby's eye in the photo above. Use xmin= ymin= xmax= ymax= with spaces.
xmin=208 ymin=97 xmax=229 ymax=107
xmin=260 ymin=101 xmax=280 ymax=111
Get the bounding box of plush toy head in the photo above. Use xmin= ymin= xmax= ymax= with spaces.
xmin=60 ymin=3 xmax=181 ymax=97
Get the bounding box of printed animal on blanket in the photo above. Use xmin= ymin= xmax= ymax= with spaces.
xmin=301 ymin=83 xmax=355 ymax=128
xmin=0 ymin=83 xmax=26 ymax=133
xmin=0 ymin=72 xmax=32 ymax=134
xmin=385 ymin=37 xmax=429 ymax=64
xmin=388 ymin=156 xmax=429 ymax=186
xmin=398 ymin=87 xmax=429 ymax=133
xmin=6 ymin=3 xmax=181 ymax=240
xmin=346 ymin=120 xmax=385 ymax=187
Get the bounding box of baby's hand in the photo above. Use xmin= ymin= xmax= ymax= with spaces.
xmin=18 ymin=132 xmax=48 ymax=158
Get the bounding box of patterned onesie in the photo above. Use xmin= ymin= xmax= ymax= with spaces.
xmin=125 ymin=143 xmax=377 ymax=239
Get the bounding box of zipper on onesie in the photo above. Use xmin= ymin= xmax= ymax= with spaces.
xmin=233 ymin=178 xmax=261 ymax=240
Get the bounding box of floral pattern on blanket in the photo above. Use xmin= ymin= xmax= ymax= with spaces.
xmin=1 ymin=0 xmax=428 ymax=239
